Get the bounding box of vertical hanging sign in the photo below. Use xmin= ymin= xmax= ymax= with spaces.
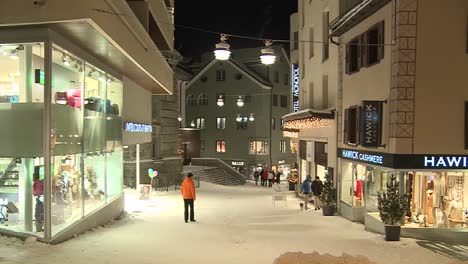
xmin=360 ymin=100 xmax=383 ymax=147
xmin=291 ymin=64 xmax=300 ymax=112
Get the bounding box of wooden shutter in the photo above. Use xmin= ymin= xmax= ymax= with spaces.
xmin=361 ymin=32 xmax=368 ymax=68
xmin=344 ymin=108 xmax=349 ymax=144
xmin=465 ymin=102 xmax=468 ymax=149
xmin=356 ymin=106 xmax=362 ymax=145
xmin=345 ymin=44 xmax=350 ymax=74
xmin=377 ymin=21 xmax=385 ymax=61
xmin=356 ymin=37 xmax=362 ymax=70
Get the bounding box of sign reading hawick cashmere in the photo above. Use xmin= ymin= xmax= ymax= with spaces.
xmin=291 ymin=64 xmax=300 ymax=112
xmin=360 ymin=101 xmax=383 ymax=147
xmin=124 ymin=122 xmax=153 ymax=133
xmin=339 ymin=148 xmax=468 ymax=169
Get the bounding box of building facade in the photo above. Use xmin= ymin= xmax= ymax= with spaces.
xmin=332 ymin=0 xmax=468 ymax=243
xmin=0 ymin=0 xmax=174 ymax=243
xmin=184 ymin=47 xmax=296 ymax=178
xmin=282 ymin=0 xmax=339 ymax=190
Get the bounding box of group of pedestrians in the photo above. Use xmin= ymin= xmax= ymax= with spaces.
xmin=300 ymin=175 xmax=323 ymax=210
xmin=253 ymin=169 xmax=282 ymax=187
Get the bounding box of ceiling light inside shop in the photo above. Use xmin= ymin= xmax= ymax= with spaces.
xmin=9 ymin=49 xmax=18 ymax=60
xmin=62 ymin=55 xmax=71 ymax=67
xmin=0 ymin=48 xmax=7 ymax=56
xmin=98 ymin=74 xmax=106 ymax=83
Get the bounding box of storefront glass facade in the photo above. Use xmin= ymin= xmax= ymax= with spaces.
xmin=0 ymin=41 xmax=123 ymax=238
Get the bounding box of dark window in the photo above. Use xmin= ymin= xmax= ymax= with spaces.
xmin=245 ymin=94 xmax=252 ymax=103
xmin=237 ymin=116 xmax=248 ymax=129
xmin=216 ymin=117 xmax=226 ymax=130
xmin=322 ymin=11 xmax=329 ymax=61
xmin=274 ymin=71 xmax=279 ymax=83
xmin=198 ymin=93 xmax=208 ymax=105
xmin=272 ymin=118 xmax=276 ymax=130
xmin=273 ymin=94 xmax=278 ymax=106
xmin=187 ymin=94 xmax=197 ymax=105
xmin=366 ymin=21 xmax=385 ymax=66
xmin=284 ymin=74 xmax=289 ymax=85
xmin=299 ymin=140 xmax=307 ymax=160
xmin=346 ymin=37 xmax=360 ymax=74
xmin=235 ymin=73 xmax=243 ymax=80
xmin=216 ymin=70 xmax=226 ymax=81
xmin=216 ymin=140 xmax=226 ymax=153
xmin=201 ymin=76 xmax=208 ymax=82
xmin=309 ymin=27 xmax=314 ymax=58
xmin=293 ymin=31 xmax=299 ymax=50
xmin=344 ymin=106 xmax=360 ymax=145
xmin=280 ymin=95 xmax=288 ymax=107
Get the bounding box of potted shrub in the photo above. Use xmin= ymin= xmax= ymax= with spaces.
xmin=377 ymin=174 xmax=409 ymax=241
xmin=319 ymin=178 xmax=337 ymax=216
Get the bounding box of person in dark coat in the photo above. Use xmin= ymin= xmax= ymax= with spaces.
xmin=259 ymin=169 xmax=265 ymax=186
xmin=311 ymin=176 xmax=323 ymax=210
xmin=253 ymin=170 xmax=260 ymax=186
xmin=300 ymin=175 xmax=312 ymax=210
xmin=262 ymin=169 xmax=269 ymax=187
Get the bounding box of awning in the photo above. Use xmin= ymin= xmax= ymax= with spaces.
xmin=281 ymin=108 xmax=335 ymax=131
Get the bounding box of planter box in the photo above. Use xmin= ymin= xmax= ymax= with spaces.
xmin=384 ymin=225 xmax=401 ymax=241
xmin=322 ymin=204 xmax=335 ymax=216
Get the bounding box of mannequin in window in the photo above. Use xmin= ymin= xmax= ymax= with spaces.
xmin=432 ymin=173 xmax=447 ymax=227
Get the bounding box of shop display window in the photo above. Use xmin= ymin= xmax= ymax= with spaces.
xmin=403 ymin=171 xmax=468 ymax=229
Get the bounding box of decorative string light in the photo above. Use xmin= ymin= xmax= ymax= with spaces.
xmin=283 ymin=117 xmax=331 ymax=130
xmin=283 ymin=131 xmax=298 ymax=138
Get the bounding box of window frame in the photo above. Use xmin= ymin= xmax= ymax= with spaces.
xmin=344 ymin=106 xmax=360 ymax=146
xmin=198 ymin=93 xmax=208 ymax=105
xmin=187 ymin=94 xmax=197 ymax=105
xmin=196 ymin=117 xmax=205 ymax=129
xmin=309 ymin=27 xmax=315 ymax=59
xmin=280 ymin=140 xmax=287 ymax=153
xmin=216 ymin=117 xmax=226 ymax=130
xmin=216 ymin=140 xmax=226 ymax=153
xmin=216 ymin=69 xmax=226 ymax=81
xmin=249 ymin=140 xmax=269 ymax=155
xmin=280 ymin=95 xmax=288 ymax=108
xmin=237 ymin=116 xmax=248 ymax=130
xmin=273 ymin=94 xmax=278 ymax=106
xmin=322 ymin=11 xmax=330 ymax=62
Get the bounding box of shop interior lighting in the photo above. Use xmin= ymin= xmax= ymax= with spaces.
xmin=260 ymin=40 xmax=276 ymax=65
xmin=214 ymin=34 xmax=231 ymax=61
xmin=236 ymin=96 xmax=244 ymax=107
xmin=0 ymin=47 xmax=7 ymax=56
xmin=98 ymin=73 xmax=106 ymax=83
xmin=217 ymin=95 xmax=224 ymax=107
xmin=62 ymin=55 xmax=71 ymax=67
xmin=249 ymin=113 xmax=255 ymax=122
xmin=236 ymin=114 xmax=242 ymax=122
xmin=9 ymin=48 xmax=19 ymax=60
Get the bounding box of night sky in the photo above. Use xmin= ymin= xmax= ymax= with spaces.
xmin=174 ymin=0 xmax=297 ymax=59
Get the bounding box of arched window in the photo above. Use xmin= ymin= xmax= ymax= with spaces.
xmin=198 ymin=93 xmax=208 ymax=105
xmin=187 ymin=94 xmax=197 ymax=105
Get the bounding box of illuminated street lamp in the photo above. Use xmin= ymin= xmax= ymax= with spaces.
xmin=217 ymin=95 xmax=224 ymax=107
xmin=214 ymin=34 xmax=231 ymax=61
xmin=260 ymin=40 xmax=276 ymax=65
xmin=236 ymin=114 xmax=242 ymax=122
xmin=236 ymin=96 xmax=244 ymax=107
xmin=249 ymin=113 xmax=255 ymax=121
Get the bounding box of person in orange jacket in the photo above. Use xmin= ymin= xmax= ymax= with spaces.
xmin=181 ymin=172 xmax=196 ymax=223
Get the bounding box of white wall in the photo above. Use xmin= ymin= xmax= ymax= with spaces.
xmin=122 ymin=76 xmax=152 ymax=145
xmin=340 ymin=3 xmax=393 ymax=153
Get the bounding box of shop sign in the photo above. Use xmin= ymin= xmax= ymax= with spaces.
xmin=232 ymin=161 xmax=244 ymax=166
xmin=360 ymin=101 xmax=383 ymax=147
xmin=278 ymin=160 xmax=285 ymax=165
xmin=340 ymin=149 xmax=384 ymax=165
xmin=291 ymin=64 xmax=300 ymax=112
xmin=423 ymin=156 xmax=468 ymax=168
xmin=124 ymin=122 xmax=153 ymax=133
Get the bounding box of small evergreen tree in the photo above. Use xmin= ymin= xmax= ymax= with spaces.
xmin=319 ymin=178 xmax=337 ymax=205
xmin=377 ymin=174 xmax=409 ymax=225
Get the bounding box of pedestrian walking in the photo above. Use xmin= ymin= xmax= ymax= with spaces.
xmin=181 ymin=172 xmax=196 ymax=223
xmin=262 ymin=169 xmax=269 ymax=187
xmin=268 ymin=170 xmax=274 ymax=187
xmin=312 ymin=176 xmax=323 ymax=210
xmin=253 ymin=170 xmax=260 ymax=186
xmin=259 ymin=169 xmax=265 ymax=186
xmin=300 ymin=175 xmax=312 ymax=210
xmin=275 ymin=170 xmax=282 ymax=184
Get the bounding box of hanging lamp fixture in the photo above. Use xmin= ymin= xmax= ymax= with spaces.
xmin=260 ymin=40 xmax=276 ymax=65
xmin=214 ymin=34 xmax=231 ymax=61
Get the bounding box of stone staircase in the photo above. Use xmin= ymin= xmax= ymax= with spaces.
xmin=188 ymin=167 xmax=244 ymax=186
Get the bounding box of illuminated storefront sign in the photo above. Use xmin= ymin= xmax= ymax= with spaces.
xmin=423 ymin=156 xmax=468 ymax=168
xmin=341 ymin=149 xmax=384 ymax=165
xmin=339 ymin=148 xmax=468 ymax=169
xmin=232 ymin=161 xmax=244 ymax=166
xmin=291 ymin=64 xmax=300 ymax=112
xmin=124 ymin=122 xmax=153 ymax=133
xmin=360 ymin=101 xmax=383 ymax=147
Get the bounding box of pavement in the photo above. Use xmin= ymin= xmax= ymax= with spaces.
xmin=0 ymin=181 xmax=465 ymax=264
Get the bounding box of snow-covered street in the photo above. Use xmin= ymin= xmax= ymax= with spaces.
xmin=0 ymin=181 xmax=464 ymax=264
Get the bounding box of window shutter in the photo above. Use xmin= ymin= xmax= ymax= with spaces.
xmin=377 ymin=21 xmax=385 ymax=61
xmin=344 ymin=108 xmax=349 ymax=144
xmin=357 ymin=37 xmax=362 ymax=70
xmin=361 ymin=33 xmax=368 ymax=67
xmin=356 ymin=106 xmax=361 ymax=145
xmin=345 ymin=44 xmax=350 ymax=74
xmin=465 ymin=102 xmax=468 ymax=149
